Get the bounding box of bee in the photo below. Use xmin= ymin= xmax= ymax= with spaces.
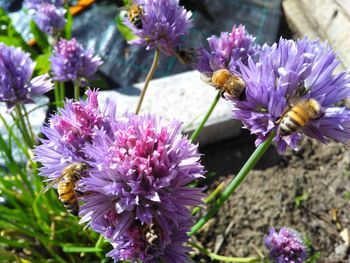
xmin=41 ymin=162 xmax=87 ymax=216
xmin=128 ymin=4 xmax=144 ymax=29
xmin=277 ymin=98 xmax=321 ymax=136
xmin=174 ymin=47 xmax=197 ymax=64
xmin=143 ymin=223 xmax=161 ymax=247
xmin=201 ymin=69 xmax=246 ymax=100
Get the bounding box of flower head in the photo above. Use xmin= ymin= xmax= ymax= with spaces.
xmin=232 ymin=37 xmax=350 ymax=153
xmin=79 ymin=112 xmax=205 ymax=262
xmin=34 ymin=89 xmax=117 ymax=182
xmin=124 ymin=0 xmax=193 ymax=55
xmin=50 ymin=38 xmax=102 ymax=83
xmin=196 ymin=25 xmax=258 ymax=74
xmin=32 ymin=3 xmax=66 ymax=36
xmin=24 ymin=0 xmax=64 ymax=9
xmin=265 ymin=227 xmax=307 ymax=263
xmin=0 ymin=43 xmax=53 ymax=109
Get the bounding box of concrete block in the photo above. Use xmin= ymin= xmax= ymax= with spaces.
xmin=99 ymin=70 xmax=242 ymax=146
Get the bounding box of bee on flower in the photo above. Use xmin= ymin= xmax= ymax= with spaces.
xmin=231 ymin=37 xmax=350 ymax=153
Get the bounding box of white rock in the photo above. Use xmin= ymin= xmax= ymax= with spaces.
xmin=99 ymin=70 xmax=242 ymax=146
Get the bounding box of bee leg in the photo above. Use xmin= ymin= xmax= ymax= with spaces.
xmin=220 ymin=91 xmax=225 ymax=98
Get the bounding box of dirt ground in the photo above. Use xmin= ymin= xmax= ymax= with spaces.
xmin=195 ymin=129 xmax=350 ymax=262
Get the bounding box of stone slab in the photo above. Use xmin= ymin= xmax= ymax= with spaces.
xmin=98 ymin=70 xmax=242 ymax=146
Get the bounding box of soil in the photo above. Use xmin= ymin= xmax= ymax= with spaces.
xmin=195 ymin=129 xmax=350 ymax=262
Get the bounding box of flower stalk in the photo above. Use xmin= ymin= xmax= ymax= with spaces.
xmin=60 ymin=81 xmax=65 ymax=102
xmin=192 ymin=181 xmax=226 ymax=215
xmin=54 ymin=81 xmax=61 ymax=108
xmin=74 ymin=80 xmax=80 ymax=100
xmin=21 ymin=104 xmax=35 ymax=143
xmin=189 ymin=242 xmax=261 ymax=262
xmin=135 ymin=49 xmax=160 ymax=114
xmin=14 ymin=104 xmax=34 ymax=148
xmin=190 ymin=91 xmax=221 ymax=142
xmin=190 ymin=131 xmax=275 ymax=235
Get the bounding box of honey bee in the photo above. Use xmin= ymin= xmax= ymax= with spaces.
xmin=277 ymin=98 xmax=321 ymax=136
xmin=143 ymin=223 xmax=161 ymax=247
xmin=201 ymin=69 xmax=246 ymax=100
xmin=41 ymin=162 xmax=87 ymax=216
xmin=128 ymin=4 xmax=144 ymax=29
xmin=174 ymin=47 xmax=197 ymax=64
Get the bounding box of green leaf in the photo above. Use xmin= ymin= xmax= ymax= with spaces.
xmin=63 ymin=246 xmax=102 ymax=253
xmin=0 ymin=8 xmax=35 ymax=56
xmin=35 ymin=53 xmax=51 ymax=75
xmin=115 ymin=10 xmax=138 ymax=41
xmin=29 ymin=20 xmax=50 ymax=52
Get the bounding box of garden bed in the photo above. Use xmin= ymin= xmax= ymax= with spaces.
xmin=197 ymin=130 xmax=350 ymax=262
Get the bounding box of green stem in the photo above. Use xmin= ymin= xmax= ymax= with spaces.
xmin=190 ymin=91 xmax=221 ymax=142
xmin=190 ymin=132 xmax=275 ymax=235
xmin=54 ymin=81 xmax=61 ymax=108
xmin=189 ymin=242 xmax=261 ymax=262
xmin=135 ymin=49 xmax=160 ymax=114
xmin=21 ymin=104 xmax=35 ymax=144
xmin=192 ymin=181 xmax=226 ymax=215
xmin=14 ymin=104 xmax=33 ymax=148
xmin=60 ymin=81 xmax=65 ymax=102
xmin=74 ymin=80 xmax=81 ymax=100
xmin=0 ymin=113 xmax=29 ymax=159
xmin=94 ymin=234 xmax=105 ymax=259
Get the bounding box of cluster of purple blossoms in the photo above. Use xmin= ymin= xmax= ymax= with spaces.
xmin=265 ymin=227 xmax=307 ymax=263
xmin=79 ymin=112 xmax=205 ymax=262
xmin=34 ymin=90 xmax=116 ymax=181
xmin=24 ymin=0 xmax=66 ymax=36
xmin=50 ymin=38 xmax=102 ymax=83
xmin=196 ymin=24 xmax=258 ymax=75
xmin=34 ymin=90 xmax=205 ymax=262
xmin=0 ymin=43 xmax=53 ymax=110
xmin=124 ymin=0 xmax=193 ymax=56
xmin=232 ymin=37 xmax=350 ymax=153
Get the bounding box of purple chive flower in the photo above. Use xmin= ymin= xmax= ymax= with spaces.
xmin=79 ymin=112 xmax=205 ymax=262
xmin=32 ymin=3 xmax=66 ymax=36
xmin=0 ymin=43 xmax=53 ymax=109
xmin=105 ymin=213 xmax=193 ymax=263
xmin=196 ymin=24 xmax=258 ymax=74
xmin=124 ymin=0 xmax=193 ymax=55
xmin=34 ymin=89 xmax=116 ymax=182
xmin=265 ymin=227 xmax=307 ymax=263
xmin=232 ymin=37 xmax=350 ymax=153
xmin=24 ymin=0 xmax=64 ymax=9
xmin=50 ymin=38 xmax=102 ymax=83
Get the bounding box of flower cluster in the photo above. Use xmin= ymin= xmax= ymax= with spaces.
xmin=196 ymin=25 xmax=258 ymax=75
xmin=124 ymin=0 xmax=193 ymax=55
xmin=80 ymin=112 xmax=205 ymax=262
xmin=24 ymin=0 xmax=66 ymax=36
xmin=34 ymin=90 xmax=205 ymax=262
xmin=265 ymin=227 xmax=307 ymax=263
xmin=0 ymin=43 xmax=53 ymax=109
xmin=232 ymin=37 xmax=350 ymax=153
xmin=50 ymin=38 xmax=102 ymax=83
xmin=34 ymin=90 xmax=116 ymax=181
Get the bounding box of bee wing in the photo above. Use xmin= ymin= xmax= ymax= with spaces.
xmin=200 ymin=72 xmax=214 ymax=86
xmin=40 ymin=173 xmax=66 ymax=194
